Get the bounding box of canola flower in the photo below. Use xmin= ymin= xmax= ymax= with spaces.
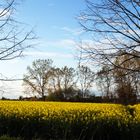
xmin=0 ymin=101 xmax=140 ymax=139
xmin=0 ymin=101 xmax=133 ymax=126
xmin=132 ymin=104 xmax=140 ymax=124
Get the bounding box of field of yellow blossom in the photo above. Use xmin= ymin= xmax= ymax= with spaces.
xmin=0 ymin=101 xmax=139 ymax=140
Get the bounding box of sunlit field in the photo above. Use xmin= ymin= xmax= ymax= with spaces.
xmin=0 ymin=101 xmax=140 ymax=140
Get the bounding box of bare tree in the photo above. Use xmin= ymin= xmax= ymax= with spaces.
xmin=79 ymin=0 xmax=140 ymax=73
xmin=96 ymin=52 xmax=140 ymax=104
xmin=47 ymin=67 xmax=63 ymax=97
xmin=48 ymin=66 xmax=77 ymax=99
xmin=77 ymin=65 xmax=94 ymax=98
xmin=0 ymin=0 xmax=35 ymax=61
xmin=113 ymin=52 xmax=140 ymax=104
xmin=23 ymin=59 xmax=53 ymax=100
xmin=96 ymin=65 xmax=113 ymax=99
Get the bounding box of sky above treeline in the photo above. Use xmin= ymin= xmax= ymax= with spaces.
xmin=1 ymin=0 xmax=88 ymax=77
xmin=0 ymin=0 xmax=93 ymax=98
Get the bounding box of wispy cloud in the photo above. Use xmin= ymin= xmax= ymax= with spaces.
xmin=47 ymin=39 xmax=75 ymax=47
xmin=38 ymin=38 xmax=76 ymax=49
xmin=61 ymin=27 xmax=84 ymax=36
xmin=23 ymin=51 xmax=73 ymax=59
xmin=53 ymin=26 xmax=84 ymax=36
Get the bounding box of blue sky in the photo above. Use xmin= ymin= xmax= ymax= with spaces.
xmin=0 ymin=0 xmax=92 ymax=98
xmin=0 ymin=0 xmax=88 ymax=76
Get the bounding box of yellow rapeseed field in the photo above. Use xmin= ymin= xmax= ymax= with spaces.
xmin=0 ymin=101 xmax=139 ymax=139
xmin=0 ymin=101 xmax=133 ymax=125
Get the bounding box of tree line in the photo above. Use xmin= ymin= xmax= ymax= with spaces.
xmin=22 ymin=59 xmax=95 ymax=101
xmin=22 ymin=56 xmax=140 ymax=105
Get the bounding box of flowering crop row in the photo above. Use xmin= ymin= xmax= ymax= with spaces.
xmin=0 ymin=101 xmax=139 ymax=140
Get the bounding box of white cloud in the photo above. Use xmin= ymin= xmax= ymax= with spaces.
xmin=61 ymin=27 xmax=84 ymax=36
xmin=53 ymin=26 xmax=84 ymax=36
xmin=48 ymin=39 xmax=75 ymax=47
xmin=35 ymin=38 xmax=76 ymax=50
xmin=78 ymin=39 xmax=118 ymax=53
xmin=2 ymin=59 xmax=21 ymax=64
xmin=0 ymin=81 xmax=23 ymax=99
xmin=23 ymin=51 xmax=73 ymax=59
xmin=55 ymin=39 xmax=75 ymax=47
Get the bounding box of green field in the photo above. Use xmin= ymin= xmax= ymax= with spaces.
xmin=0 ymin=101 xmax=140 ymax=140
